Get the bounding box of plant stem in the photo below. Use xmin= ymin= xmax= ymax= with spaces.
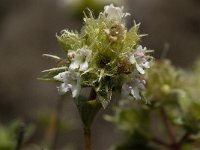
xmin=15 ymin=123 xmax=25 ymax=150
xmin=152 ymin=137 xmax=170 ymax=147
xmin=51 ymin=96 xmax=64 ymax=150
xmin=83 ymin=88 xmax=97 ymax=150
xmin=84 ymin=127 xmax=91 ymax=150
xmin=178 ymin=132 xmax=190 ymax=144
xmin=45 ymin=96 xmax=65 ymax=150
xmin=160 ymin=107 xmax=178 ymax=150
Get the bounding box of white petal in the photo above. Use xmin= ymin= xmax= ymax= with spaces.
xmin=142 ymin=61 xmax=150 ymax=68
xmin=124 ymin=13 xmax=131 ymax=17
xmin=135 ymin=51 xmax=145 ymax=57
xmin=131 ymin=88 xmax=141 ymax=100
xmin=54 ymin=70 xmax=81 ymax=97
xmin=70 ymin=48 xmax=92 ymax=71
xmin=71 ymin=84 xmax=81 ymax=98
xmin=137 ymin=45 xmax=146 ymax=51
xmin=137 ymin=45 xmax=143 ymax=51
xmin=129 ymin=55 xmax=136 ymax=64
xmin=58 ymin=83 xmax=70 ymax=95
xmin=71 ymin=73 xmax=81 ymax=97
xmin=136 ymin=63 xmax=145 ymax=74
xmin=69 ymin=60 xmax=80 ymax=70
xmin=79 ymin=61 xmax=88 ymax=71
xmin=54 ymin=71 xmax=67 ymax=82
xmin=104 ymin=4 xmax=124 ymax=21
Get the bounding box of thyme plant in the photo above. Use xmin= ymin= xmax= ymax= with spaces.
xmin=41 ymin=4 xmax=153 ymax=150
xmin=106 ymin=60 xmax=200 ymax=150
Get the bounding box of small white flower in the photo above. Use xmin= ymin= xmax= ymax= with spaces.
xmin=122 ymin=77 xmax=145 ymax=100
xmin=104 ymin=4 xmax=130 ymax=21
xmin=69 ymin=48 xmax=92 ymax=71
xmin=135 ymin=45 xmax=147 ymax=57
xmin=54 ymin=71 xmax=81 ymax=97
xmin=142 ymin=60 xmax=150 ymax=68
xmin=129 ymin=45 xmax=150 ymax=74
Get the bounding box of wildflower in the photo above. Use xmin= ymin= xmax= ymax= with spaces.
xmin=41 ymin=4 xmax=153 ymax=106
xmin=69 ymin=48 xmax=92 ymax=71
xmin=129 ymin=45 xmax=150 ymax=74
xmin=54 ymin=71 xmax=81 ymax=97
xmin=122 ymin=77 xmax=145 ymax=100
xmin=104 ymin=4 xmax=130 ymax=21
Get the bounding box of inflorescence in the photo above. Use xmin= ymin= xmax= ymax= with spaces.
xmin=41 ymin=4 xmax=153 ymax=108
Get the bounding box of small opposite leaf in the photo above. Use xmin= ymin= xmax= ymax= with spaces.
xmin=75 ymin=95 xmax=102 ymax=128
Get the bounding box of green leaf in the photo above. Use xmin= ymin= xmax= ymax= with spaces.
xmin=75 ymin=95 xmax=102 ymax=128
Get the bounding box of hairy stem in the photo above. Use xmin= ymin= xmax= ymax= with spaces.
xmin=15 ymin=123 xmax=25 ymax=150
xmin=160 ymin=107 xmax=178 ymax=150
xmin=83 ymin=88 xmax=97 ymax=150
xmin=51 ymin=96 xmax=64 ymax=150
xmin=152 ymin=137 xmax=170 ymax=147
xmin=45 ymin=96 xmax=65 ymax=150
xmin=84 ymin=127 xmax=91 ymax=150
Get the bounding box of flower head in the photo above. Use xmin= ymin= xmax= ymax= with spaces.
xmin=54 ymin=71 xmax=81 ymax=97
xmin=41 ymin=4 xmax=153 ymax=107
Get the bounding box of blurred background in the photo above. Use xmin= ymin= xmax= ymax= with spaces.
xmin=0 ymin=0 xmax=200 ymax=149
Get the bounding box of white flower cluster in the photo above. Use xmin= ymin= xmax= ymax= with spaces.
xmin=54 ymin=70 xmax=81 ymax=97
xmin=129 ymin=45 xmax=150 ymax=75
xmin=68 ymin=48 xmax=92 ymax=71
xmin=122 ymin=45 xmax=151 ymax=100
xmin=49 ymin=4 xmax=152 ymax=103
xmin=103 ymin=3 xmax=130 ymax=22
xmin=54 ymin=48 xmax=91 ymax=97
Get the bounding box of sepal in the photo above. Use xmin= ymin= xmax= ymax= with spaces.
xmin=75 ymin=95 xmax=102 ymax=128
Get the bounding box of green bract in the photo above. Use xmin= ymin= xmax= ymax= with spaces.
xmin=41 ymin=4 xmax=153 ymax=108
